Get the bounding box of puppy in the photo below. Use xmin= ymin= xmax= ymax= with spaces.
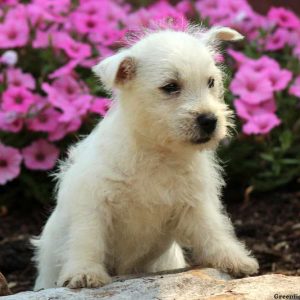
xmin=33 ymin=26 xmax=258 ymax=290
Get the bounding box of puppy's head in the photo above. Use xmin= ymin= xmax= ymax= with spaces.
xmin=93 ymin=26 xmax=243 ymax=151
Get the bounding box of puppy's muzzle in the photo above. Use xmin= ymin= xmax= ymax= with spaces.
xmin=193 ymin=113 xmax=218 ymax=144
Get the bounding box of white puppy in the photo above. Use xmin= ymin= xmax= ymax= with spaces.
xmin=33 ymin=26 xmax=259 ymax=290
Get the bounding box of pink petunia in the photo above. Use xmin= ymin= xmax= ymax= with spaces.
xmin=89 ymin=27 xmax=125 ymax=46
xmin=247 ymin=56 xmax=280 ymax=74
xmin=27 ymin=108 xmax=61 ymax=132
xmin=32 ymin=30 xmax=48 ymax=49
xmin=234 ymin=98 xmax=277 ymax=121
xmin=2 ymin=87 xmax=35 ymax=113
xmin=42 ymin=76 xmax=86 ymax=103
xmin=22 ymin=139 xmax=59 ymax=170
xmin=0 ymin=144 xmax=22 ymax=185
xmin=0 ymin=111 xmax=23 ymax=133
xmin=293 ymin=43 xmax=300 ymax=60
xmin=26 ymin=3 xmax=58 ymax=27
xmin=6 ymin=68 xmax=36 ymax=90
xmin=33 ymin=0 xmax=71 ymax=15
xmin=55 ymin=95 xmax=92 ymax=123
xmin=48 ymin=118 xmax=82 ymax=142
xmin=230 ymin=68 xmax=273 ymax=104
xmin=71 ymin=12 xmax=103 ymax=35
xmin=268 ymin=7 xmax=300 ymax=29
xmin=55 ymin=34 xmax=91 ymax=60
xmin=265 ymin=68 xmax=292 ymax=92
xmin=0 ymin=18 xmax=29 ymax=48
xmin=29 ymin=0 xmax=70 ymax=24
xmin=90 ymin=98 xmax=111 ymax=116
xmin=265 ymin=28 xmax=290 ymax=51
xmin=243 ymin=113 xmax=281 ymax=135
xmin=289 ymin=76 xmax=300 ymax=98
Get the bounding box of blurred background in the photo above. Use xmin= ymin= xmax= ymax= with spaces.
xmin=0 ymin=0 xmax=299 ymax=294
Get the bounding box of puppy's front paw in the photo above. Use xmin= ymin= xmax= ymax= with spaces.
xmin=217 ymin=254 xmax=259 ymax=277
xmin=58 ymin=265 xmax=112 ymax=289
xmin=231 ymin=255 xmax=259 ymax=276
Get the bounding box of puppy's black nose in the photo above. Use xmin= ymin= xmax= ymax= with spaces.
xmin=196 ymin=113 xmax=217 ymax=135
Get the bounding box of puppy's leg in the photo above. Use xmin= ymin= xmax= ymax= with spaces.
xmin=176 ymin=195 xmax=258 ymax=277
xmin=54 ymin=174 xmax=112 ymax=289
xmin=57 ymin=204 xmax=112 ymax=289
xmin=146 ymin=242 xmax=187 ymax=273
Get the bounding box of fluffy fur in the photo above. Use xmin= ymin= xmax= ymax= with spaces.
xmin=33 ymin=26 xmax=258 ymax=290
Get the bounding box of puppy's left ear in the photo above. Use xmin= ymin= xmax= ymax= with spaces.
xmin=204 ymin=26 xmax=244 ymax=43
xmin=93 ymin=51 xmax=137 ymax=91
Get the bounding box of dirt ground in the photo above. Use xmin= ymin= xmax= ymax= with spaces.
xmin=0 ymin=190 xmax=299 ymax=294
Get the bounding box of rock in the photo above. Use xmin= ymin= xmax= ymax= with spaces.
xmin=2 ymin=268 xmax=300 ymax=300
xmin=0 ymin=272 xmax=11 ymax=296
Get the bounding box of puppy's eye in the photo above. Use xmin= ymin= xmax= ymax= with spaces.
xmin=208 ymin=77 xmax=215 ymax=88
xmin=160 ymin=82 xmax=180 ymax=95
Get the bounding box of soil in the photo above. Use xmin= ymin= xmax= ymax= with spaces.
xmin=0 ymin=191 xmax=299 ymax=294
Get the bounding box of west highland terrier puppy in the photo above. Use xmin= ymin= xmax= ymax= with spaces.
xmin=33 ymin=26 xmax=259 ymax=290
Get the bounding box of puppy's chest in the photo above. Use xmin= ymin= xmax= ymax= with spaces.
xmin=130 ymin=161 xmax=199 ymax=206
xmin=108 ymin=160 xmax=200 ymax=219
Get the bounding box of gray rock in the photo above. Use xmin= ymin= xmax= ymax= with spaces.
xmin=2 ymin=268 xmax=300 ymax=300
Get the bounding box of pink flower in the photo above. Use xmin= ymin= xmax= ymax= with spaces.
xmin=22 ymin=139 xmax=59 ymax=170
xmin=78 ymin=1 xmax=102 ymax=16
xmin=90 ymin=98 xmax=111 ymax=116
xmin=230 ymin=68 xmax=273 ymax=104
xmin=27 ymin=108 xmax=60 ymax=132
xmin=56 ymin=34 xmax=91 ymax=60
xmin=2 ymin=87 xmax=35 ymax=113
xmin=32 ymin=30 xmax=48 ymax=49
xmin=289 ymin=76 xmax=300 ymax=98
xmin=89 ymin=27 xmax=125 ymax=46
xmin=243 ymin=113 xmax=281 ymax=135
xmin=42 ymin=76 xmax=86 ymax=103
xmin=228 ymin=49 xmax=248 ymax=67
xmin=0 ymin=111 xmax=23 ymax=133
xmin=26 ymin=4 xmax=53 ymax=26
xmin=0 ymin=144 xmax=22 ymax=185
xmin=234 ymin=98 xmax=277 ymax=121
xmin=0 ymin=0 xmax=18 ymax=6
xmin=6 ymin=68 xmax=36 ymax=90
xmin=265 ymin=28 xmax=290 ymax=51
xmin=293 ymin=43 xmax=300 ymax=60
xmin=33 ymin=0 xmax=71 ymax=15
xmin=57 ymin=95 xmax=92 ymax=122
xmin=247 ymin=56 xmax=279 ymax=74
xmin=265 ymin=68 xmax=292 ymax=91
xmin=48 ymin=118 xmax=82 ymax=141
xmin=29 ymin=0 xmax=70 ymax=24
xmin=128 ymin=1 xmax=188 ymax=31
xmin=268 ymin=7 xmax=300 ymax=29
xmin=71 ymin=12 xmax=102 ymax=34
xmin=214 ymin=53 xmax=224 ymax=63
xmin=0 ymin=18 xmax=29 ymax=48
xmin=176 ymin=0 xmax=193 ymax=15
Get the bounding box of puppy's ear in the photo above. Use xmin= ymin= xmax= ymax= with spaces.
xmin=204 ymin=26 xmax=244 ymax=43
xmin=93 ymin=52 xmax=137 ymax=90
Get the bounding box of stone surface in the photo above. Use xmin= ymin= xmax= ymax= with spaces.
xmin=0 ymin=272 xmax=11 ymax=296
xmin=2 ymin=268 xmax=300 ymax=300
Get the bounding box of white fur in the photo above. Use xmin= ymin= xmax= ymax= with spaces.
xmin=33 ymin=27 xmax=258 ymax=290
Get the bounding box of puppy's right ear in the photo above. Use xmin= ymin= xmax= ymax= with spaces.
xmin=92 ymin=51 xmax=137 ymax=91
